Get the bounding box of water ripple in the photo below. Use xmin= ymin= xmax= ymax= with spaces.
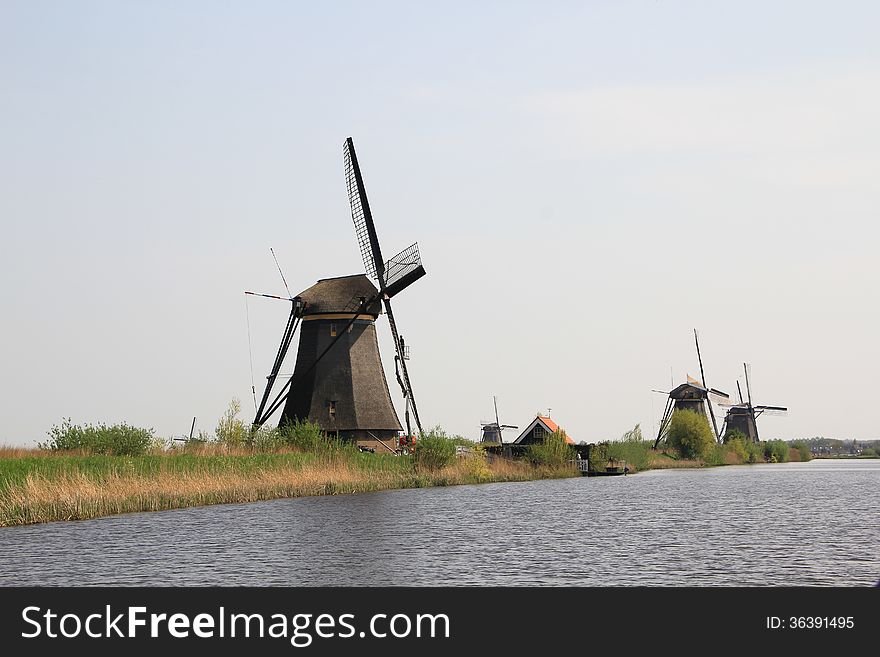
xmin=0 ymin=460 xmax=877 ymax=586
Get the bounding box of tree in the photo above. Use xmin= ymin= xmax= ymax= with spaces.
xmin=667 ymin=409 xmax=715 ymax=459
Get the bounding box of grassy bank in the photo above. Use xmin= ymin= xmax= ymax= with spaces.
xmin=0 ymin=446 xmax=575 ymax=527
xmin=588 ymin=422 xmax=814 ymax=473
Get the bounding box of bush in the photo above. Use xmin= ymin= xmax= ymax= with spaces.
xmin=414 ymin=427 xmax=457 ymax=471
xmin=723 ymin=428 xmax=748 ymax=444
xmin=460 ymin=443 xmax=492 ymax=480
xmin=667 ymin=409 xmax=716 ymax=460
xmin=620 ymin=424 xmax=644 ymax=442
xmin=604 ymin=424 xmax=651 ymax=471
xmin=587 ymin=442 xmax=609 ymax=472
xmin=763 ymin=439 xmax=790 ymax=463
xmin=790 ymin=440 xmax=812 ymax=462
xmin=279 ymin=418 xmax=332 ymax=451
xmin=215 ymin=398 xmax=249 ymax=446
xmin=40 ymin=419 xmax=154 ymax=456
xmin=726 ymin=436 xmax=762 ymax=464
xmin=703 ymin=443 xmax=728 ymax=466
xmin=526 ymin=429 xmax=575 ymax=467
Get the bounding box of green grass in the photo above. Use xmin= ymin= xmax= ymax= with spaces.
xmin=0 ymin=451 xmax=417 ymax=493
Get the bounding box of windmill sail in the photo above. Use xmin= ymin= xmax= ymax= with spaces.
xmin=342 ymin=137 xmax=426 ymax=435
xmin=384 ymin=243 xmax=426 ymax=298
xmin=343 ymin=138 xmax=384 ymax=281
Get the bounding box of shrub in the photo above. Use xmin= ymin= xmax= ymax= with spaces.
xmin=667 ymin=409 xmax=716 ymax=460
xmin=790 ymin=440 xmax=812 ymax=462
xmin=726 ymin=436 xmax=762 ymax=464
xmin=250 ymin=425 xmax=286 ymax=451
xmin=40 ymin=419 xmax=154 ymax=456
xmin=414 ymin=427 xmax=457 ymax=471
xmin=620 ymin=424 xmax=644 ymax=442
xmin=603 ymin=424 xmax=652 ymax=471
xmin=215 ymin=398 xmax=249 ymax=446
xmin=703 ymin=443 xmax=728 ymax=466
xmin=763 ymin=439 xmax=790 ymax=463
xmin=587 ymin=442 xmax=610 ymax=472
xmin=526 ymin=429 xmax=575 ymax=467
xmin=279 ymin=418 xmax=330 ymax=451
xmin=460 ymin=443 xmax=492 ymax=480
xmin=723 ymin=428 xmax=748 ymax=444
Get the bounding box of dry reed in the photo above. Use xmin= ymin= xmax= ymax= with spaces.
xmin=0 ymin=455 xmax=575 ymax=527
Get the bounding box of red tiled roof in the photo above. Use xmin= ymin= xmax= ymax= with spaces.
xmin=536 ymin=416 xmax=575 ymax=444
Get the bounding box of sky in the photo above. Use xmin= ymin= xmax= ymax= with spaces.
xmin=2 ymin=1 xmax=879 ymax=446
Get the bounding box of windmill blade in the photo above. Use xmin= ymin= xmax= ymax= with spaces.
xmin=343 ymin=137 xmax=385 ymax=282
xmin=694 ymin=329 xmax=721 ymax=440
xmin=755 ymin=405 xmax=788 ymax=416
xmin=743 ymin=362 xmax=753 ymax=407
xmin=736 ymin=380 xmax=744 ymax=404
xmin=494 ymin=396 xmax=501 ymax=429
xmin=708 ymin=388 xmax=730 ymax=404
xmin=383 ymin=242 xmax=426 ymax=297
xmin=694 ymin=330 xmax=707 ymax=389
xmin=501 ymin=425 xmax=518 ymax=429
xmin=270 ymin=247 xmax=292 ymax=298
xmin=382 ymin=296 xmax=423 ymax=434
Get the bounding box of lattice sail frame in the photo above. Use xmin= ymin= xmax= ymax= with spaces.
xmin=344 ymin=140 xmax=379 ymax=280
xmin=384 ymin=243 xmax=422 ymax=291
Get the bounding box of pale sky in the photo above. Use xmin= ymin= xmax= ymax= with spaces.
xmin=2 ymin=1 xmax=879 ymax=446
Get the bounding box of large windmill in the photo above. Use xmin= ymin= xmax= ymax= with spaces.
xmin=719 ymin=363 xmax=787 ymax=443
xmin=653 ymin=330 xmax=730 ymax=449
xmin=249 ymin=137 xmax=426 ymax=450
xmin=479 ymin=396 xmax=518 ymax=444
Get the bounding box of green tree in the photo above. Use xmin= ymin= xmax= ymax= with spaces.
xmin=214 ymin=398 xmax=249 ymax=446
xmin=789 ymin=440 xmax=812 ymax=462
xmin=763 ymin=439 xmax=790 ymax=463
xmin=413 ymin=427 xmax=458 ymax=471
xmin=621 ymin=423 xmax=644 ymax=442
xmin=667 ymin=409 xmax=715 ymax=459
xmin=526 ymin=429 xmax=575 ymax=466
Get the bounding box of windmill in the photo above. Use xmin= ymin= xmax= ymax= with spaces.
xmin=653 ymin=329 xmax=730 ymax=449
xmin=719 ymin=363 xmax=788 ymax=443
xmin=249 ymin=137 xmax=427 ymax=451
xmin=480 ymin=396 xmax=518 ymax=444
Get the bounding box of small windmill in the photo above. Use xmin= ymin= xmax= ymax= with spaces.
xmin=719 ymin=363 xmax=788 ymax=443
xmin=480 ymin=396 xmax=518 ymax=444
xmin=653 ymin=329 xmax=730 ymax=449
xmin=249 ymin=137 xmax=427 ymax=449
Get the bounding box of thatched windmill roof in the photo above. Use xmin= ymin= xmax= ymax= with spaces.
xmin=297 ymin=274 xmax=382 ymax=316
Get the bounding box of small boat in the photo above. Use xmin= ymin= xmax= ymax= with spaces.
xmin=577 ymin=458 xmax=629 ymax=477
xmin=586 ymin=464 xmax=629 ymax=477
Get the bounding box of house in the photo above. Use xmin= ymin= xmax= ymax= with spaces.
xmin=513 ymin=415 xmax=575 ymax=445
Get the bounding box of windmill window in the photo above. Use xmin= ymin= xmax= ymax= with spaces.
xmin=330 ymin=323 xmax=337 ymax=337
xmin=329 ymin=401 xmax=337 ymax=417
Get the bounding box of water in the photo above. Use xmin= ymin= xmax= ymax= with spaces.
xmin=1 ymin=460 xmax=877 ymax=586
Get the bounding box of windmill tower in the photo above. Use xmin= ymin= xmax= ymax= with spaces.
xmin=653 ymin=330 xmax=730 ymax=449
xmin=479 ymin=396 xmax=518 ymax=444
xmin=719 ymin=363 xmax=788 ymax=443
xmin=250 ymin=138 xmax=427 ymax=450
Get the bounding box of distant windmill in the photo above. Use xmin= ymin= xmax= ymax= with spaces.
xmin=249 ymin=137 xmax=427 ymax=450
xmin=480 ymin=396 xmax=518 ymax=444
xmin=653 ymin=329 xmax=730 ymax=448
xmin=718 ymin=363 xmax=788 ymax=443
